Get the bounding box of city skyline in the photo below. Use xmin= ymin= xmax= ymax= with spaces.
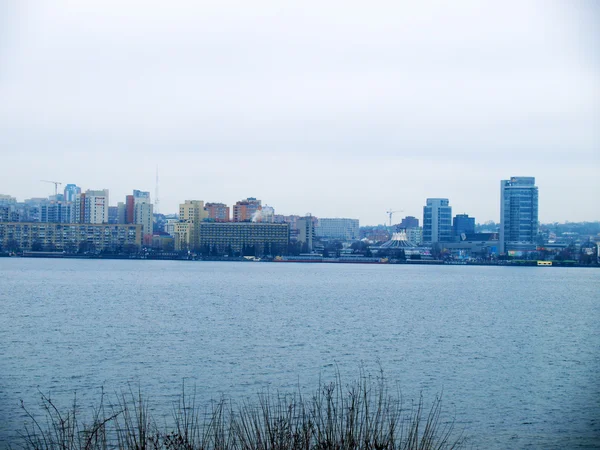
xmin=1 ymin=1 xmax=598 ymax=225
xmin=1 ymin=174 xmax=598 ymax=228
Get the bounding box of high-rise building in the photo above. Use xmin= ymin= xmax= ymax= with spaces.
xmin=205 ymin=202 xmax=230 ymax=222
xmin=40 ymin=201 xmax=76 ymax=223
xmin=108 ymin=206 xmax=119 ymax=224
xmin=117 ymin=202 xmax=127 ymax=224
xmin=232 ymin=197 xmax=261 ymax=222
xmin=422 ymin=198 xmax=452 ymax=244
xmin=500 ymin=177 xmax=538 ymax=254
xmin=257 ymin=205 xmax=275 ymax=223
xmin=453 ymin=214 xmax=475 ymax=238
xmin=179 ymin=200 xmax=208 ymax=249
xmin=132 ymin=190 xmax=154 ymax=240
xmin=125 ymin=195 xmax=135 ymax=224
xmin=63 ymin=184 xmax=81 ymax=203
xmin=297 ymin=216 xmax=315 ymax=252
xmin=83 ymin=189 xmax=109 ymax=224
xmin=0 ymin=194 xmax=17 ymax=205
xmin=180 ymin=200 xmax=207 ymax=223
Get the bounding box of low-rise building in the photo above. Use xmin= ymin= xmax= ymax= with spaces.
xmin=405 ymin=227 xmax=423 ymax=246
xmin=198 ymin=222 xmax=289 ymax=255
xmin=453 ymin=214 xmax=475 ymax=239
xmin=440 ymin=233 xmax=500 ymax=258
xmin=0 ymin=222 xmax=142 ymax=252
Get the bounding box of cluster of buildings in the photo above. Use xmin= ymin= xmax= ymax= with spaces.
xmin=0 ymin=190 xmax=360 ymax=256
xmin=0 ymin=176 xmax=596 ymax=260
xmin=398 ymin=177 xmax=540 ymax=257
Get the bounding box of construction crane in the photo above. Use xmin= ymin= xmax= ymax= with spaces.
xmin=386 ymin=209 xmax=404 ymax=227
xmin=41 ymin=180 xmax=63 ymax=197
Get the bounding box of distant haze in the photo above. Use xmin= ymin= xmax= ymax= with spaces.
xmin=1 ymin=1 xmax=598 ymax=225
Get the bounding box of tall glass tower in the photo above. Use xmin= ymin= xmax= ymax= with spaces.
xmin=63 ymin=184 xmax=81 ymax=203
xmin=423 ymin=198 xmax=452 ymax=244
xmin=500 ymin=177 xmax=538 ymax=254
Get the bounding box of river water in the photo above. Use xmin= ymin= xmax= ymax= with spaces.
xmin=0 ymin=259 xmax=599 ymax=448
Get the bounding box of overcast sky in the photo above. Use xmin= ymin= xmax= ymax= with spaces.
xmin=1 ymin=0 xmax=598 ymax=225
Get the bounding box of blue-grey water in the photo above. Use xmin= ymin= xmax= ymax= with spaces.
xmin=0 ymin=259 xmax=599 ymax=449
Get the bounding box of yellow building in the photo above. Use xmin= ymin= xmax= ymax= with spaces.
xmin=179 ymin=200 xmax=208 ymax=223
xmin=178 ymin=200 xmax=208 ymax=249
xmin=172 ymin=221 xmax=192 ymax=251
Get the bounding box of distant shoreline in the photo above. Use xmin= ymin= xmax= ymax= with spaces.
xmin=1 ymin=252 xmax=597 ymax=268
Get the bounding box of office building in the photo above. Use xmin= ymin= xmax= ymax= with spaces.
xmin=500 ymin=176 xmax=539 ymax=254
xmin=423 ymin=198 xmax=452 ymax=244
xmin=453 ymin=214 xmax=475 ymax=238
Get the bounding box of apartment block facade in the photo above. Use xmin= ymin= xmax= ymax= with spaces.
xmin=83 ymin=189 xmax=110 ymax=224
xmin=205 ymin=202 xmax=230 ymax=222
xmin=0 ymin=222 xmax=142 ymax=252
xmin=316 ymin=218 xmax=359 ymax=241
xmin=197 ymin=222 xmax=289 ymax=254
xmin=232 ymin=197 xmax=261 ymax=222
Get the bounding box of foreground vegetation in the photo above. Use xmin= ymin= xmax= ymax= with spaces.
xmin=16 ymin=376 xmax=464 ymax=450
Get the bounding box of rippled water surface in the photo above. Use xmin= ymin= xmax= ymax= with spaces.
xmin=1 ymin=259 xmax=599 ymax=448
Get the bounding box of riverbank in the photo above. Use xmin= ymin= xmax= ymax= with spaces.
xmin=2 ymin=251 xmax=598 ymax=267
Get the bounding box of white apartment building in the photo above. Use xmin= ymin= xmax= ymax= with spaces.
xmin=316 ymin=218 xmax=360 ymax=241
xmin=84 ymin=189 xmax=109 ymax=224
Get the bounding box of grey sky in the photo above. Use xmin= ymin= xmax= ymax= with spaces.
xmin=1 ymin=0 xmax=598 ymax=225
